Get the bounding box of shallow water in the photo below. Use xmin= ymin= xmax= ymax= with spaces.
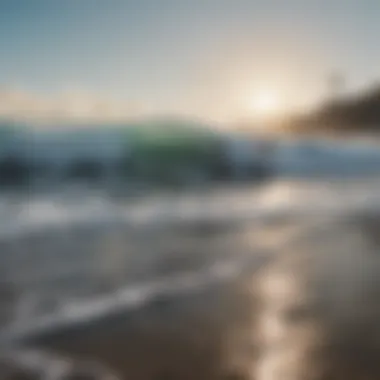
xmin=2 ymin=178 xmax=380 ymax=379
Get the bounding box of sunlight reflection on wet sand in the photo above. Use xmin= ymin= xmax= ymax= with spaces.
xmin=2 ymin=181 xmax=380 ymax=379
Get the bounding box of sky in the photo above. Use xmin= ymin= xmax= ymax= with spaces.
xmin=1 ymin=0 xmax=380 ymax=124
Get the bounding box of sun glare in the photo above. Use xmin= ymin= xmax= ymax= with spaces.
xmin=248 ymin=90 xmax=282 ymax=117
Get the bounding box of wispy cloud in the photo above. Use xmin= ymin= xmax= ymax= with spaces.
xmin=0 ymin=87 xmax=145 ymax=123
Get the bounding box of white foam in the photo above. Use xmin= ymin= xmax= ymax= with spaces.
xmin=2 ymin=175 xmax=380 ymax=344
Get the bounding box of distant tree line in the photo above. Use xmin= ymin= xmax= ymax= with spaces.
xmin=289 ymin=84 xmax=380 ymax=134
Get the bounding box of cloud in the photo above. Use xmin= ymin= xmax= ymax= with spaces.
xmin=0 ymin=87 xmax=144 ymax=123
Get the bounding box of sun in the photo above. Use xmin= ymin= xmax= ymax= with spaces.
xmin=248 ymin=90 xmax=282 ymax=117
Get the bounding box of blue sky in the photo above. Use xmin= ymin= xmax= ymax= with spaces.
xmin=1 ymin=0 xmax=380 ymax=122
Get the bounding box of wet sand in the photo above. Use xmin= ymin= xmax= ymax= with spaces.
xmin=33 ymin=214 xmax=380 ymax=380
xmin=0 ymin=215 xmax=287 ymax=379
xmin=30 ymin=278 xmax=256 ymax=380
xmin=3 ymin=206 xmax=380 ymax=379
